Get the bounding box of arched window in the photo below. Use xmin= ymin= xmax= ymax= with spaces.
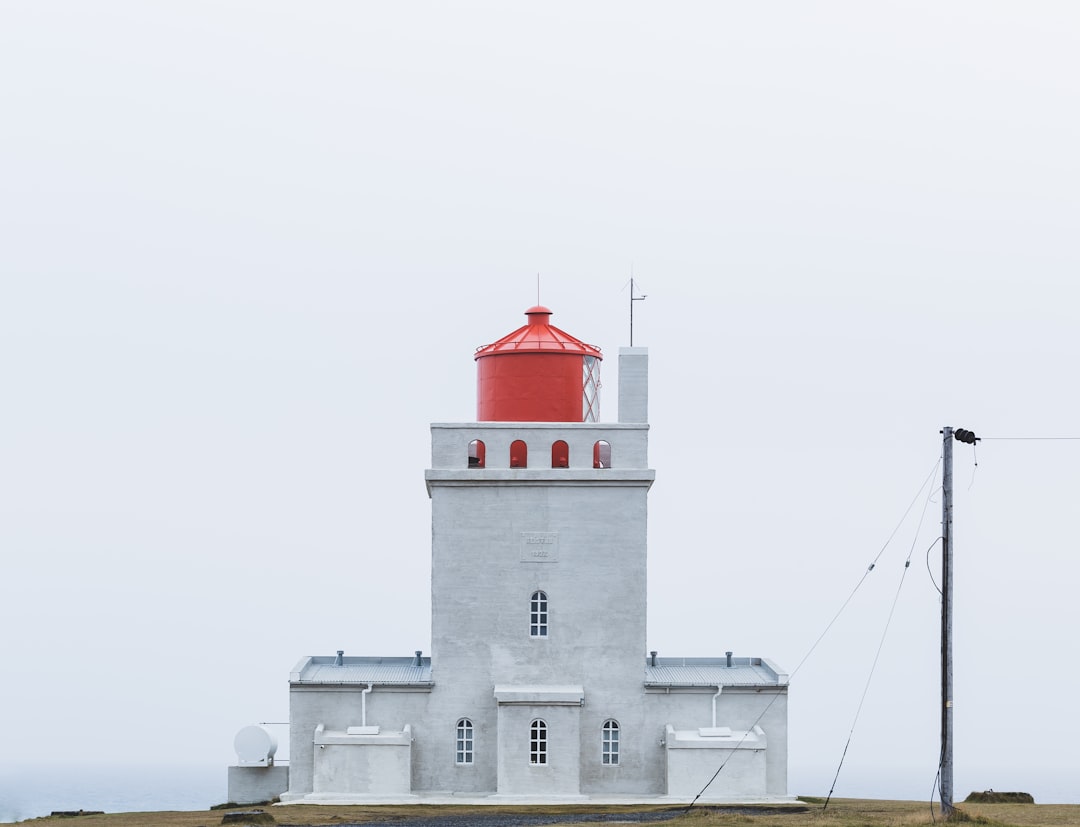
xmin=468 ymin=439 xmax=486 ymax=469
xmin=530 ymin=590 xmax=548 ymax=638
xmin=593 ymin=440 xmax=611 ymax=469
xmin=551 ymin=440 xmax=569 ymax=468
xmin=510 ymin=439 xmax=528 ymax=468
xmin=602 ymin=719 xmax=620 ymax=765
xmin=456 ymin=718 xmax=474 ymax=765
xmin=530 ymin=719 xmax=548 ymax=765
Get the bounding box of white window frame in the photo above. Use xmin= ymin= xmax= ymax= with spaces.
xmin=530 ymin=718 xmax=548 ymax=765
xmin=456 ymin=718 xmax=474 ymax=765
xmin=530 ymin=590 xmax=548 ymax=638
xmin=602 ymin=719 xmax=620 ymax=765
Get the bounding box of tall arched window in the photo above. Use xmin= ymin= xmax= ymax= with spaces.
xmin=530 ymin=590 xmax=548 ymax=638
xmin=593 ymin=440 xmax=611 ymax=469
xmin=468 ymin=439 xmax=486 ymax=469
xmin=456 ymin=718 xmax=474 ymax=765
xmin=551 ymin=440 xmax=569 ymax=468
xmin=530 ymin=719 xmax=548 ymax=765
xmin=602 ymin=719 xmax=620 ymax=765
xmin=510 ymin=439 xmax=528 ymax=468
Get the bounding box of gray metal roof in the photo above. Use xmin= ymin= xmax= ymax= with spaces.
xmin=644 ymin=657 xmax=788 ymax=687
xmin=292 ymin=656 xmax=433 ymax=685
xmin=290 ymin=654 xmax=786 ymax=688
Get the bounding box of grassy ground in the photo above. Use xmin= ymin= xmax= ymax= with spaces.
xmin=15 ymin=799 xmax=1080 ymax=827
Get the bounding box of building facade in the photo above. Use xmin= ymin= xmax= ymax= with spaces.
xmin=230 ymin=306 xmax=789 ymax=804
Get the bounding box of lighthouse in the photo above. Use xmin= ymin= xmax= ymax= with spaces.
xmin=426 ymin=307 xmax=655 ymax=797
xmin=231 ymin=304 xmax=790 ymax=805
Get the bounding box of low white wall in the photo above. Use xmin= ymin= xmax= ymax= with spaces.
xmin=313 ymin=725 xmax=413 ymax=795
xmin=647 ymin=688 xmax=787 ymax=796
xmin=664 ymin=725 xmax=767 ymax=799
xmin=227 ymin=766 xmax=289 ymax=805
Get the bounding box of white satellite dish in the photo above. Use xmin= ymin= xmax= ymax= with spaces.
xmin=234 ymin=725 xmax=278 ymax=766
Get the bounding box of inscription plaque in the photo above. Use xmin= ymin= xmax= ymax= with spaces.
xmin=520 ymin=532 xmax=559 ymax=562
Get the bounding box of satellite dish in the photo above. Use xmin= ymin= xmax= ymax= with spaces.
xmin=234 ymin=725 xmax=278 ymax=766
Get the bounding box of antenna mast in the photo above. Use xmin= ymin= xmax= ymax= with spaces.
xmin=629 ymin=277 xmax=647 ymax=346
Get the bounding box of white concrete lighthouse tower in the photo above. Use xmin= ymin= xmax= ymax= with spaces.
xmin=245 ymin=304 xmax=789 ymax=806
xmin=424 ymin=306 xmax=654 ymax=796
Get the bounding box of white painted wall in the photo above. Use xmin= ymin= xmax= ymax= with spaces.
xmin=646 ymin=688 xmax=788 ymax=796
xmin=281 ymin=348 xmax=789 ymax=801
xmin=496 ymin=704 xmax=582 ymax=796
xmin=422 ymin=417 xmax=653 ymax=797
xmin=312 ymin=725 xmax=413 ymax=795
xmin=287 ymin=686 xmax=432 ymax=796
xmin=227 ymin=766 xmax=289 ymax=805
xmin=664 ymin=725 xmax=768 ymax=799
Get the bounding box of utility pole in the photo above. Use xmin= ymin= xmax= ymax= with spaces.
xmin=940 ymin=426 xmax=954 ymax=819
xmin=940 ymin=426 xmax=977 ymax=820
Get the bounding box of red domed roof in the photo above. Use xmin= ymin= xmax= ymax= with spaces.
xmin=474 ymin=306 xmax=604 ymax=422
xmin=475 ymin=306 xmax=602 ymax=360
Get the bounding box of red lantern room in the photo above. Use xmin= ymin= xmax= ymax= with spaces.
xmin=475 ymin=306 xmax=602 ymax=422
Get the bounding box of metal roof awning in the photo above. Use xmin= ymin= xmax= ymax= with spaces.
xmin=291 ymin=655 xmax=433 ymax=686
xmin=644 ymin=657 xmax=788 ymax=688
xmin=493 ymin=685 xmax=585 ymax=705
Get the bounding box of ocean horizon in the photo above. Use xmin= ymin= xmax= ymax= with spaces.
xmin=0 ymin=763 xmax=225 ymax=824
xmin=1 ymin=762 xmax=1075 ymax=822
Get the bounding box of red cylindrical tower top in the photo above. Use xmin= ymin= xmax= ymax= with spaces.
xmin=475 ymin=306 xmax=602 ymax=422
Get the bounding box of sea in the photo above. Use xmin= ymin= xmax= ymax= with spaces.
xmin=0 ymin=764 xmax=225 ymax=824
xmin=1 ymin=763 xmax=1075 ymax=822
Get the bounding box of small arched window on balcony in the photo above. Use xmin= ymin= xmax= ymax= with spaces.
xmin=510 ymin=439 xmax=528 ymax=468
xmin=468 ymin=439 xmax=486 ymax=469
xmin=551 ymin=440 xmax=569 ymax=468
xmin=593 ymin=440 xmax=611 ymax=469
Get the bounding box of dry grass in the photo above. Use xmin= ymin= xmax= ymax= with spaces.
xmin=14 ymin=799 xmax=1080 ymax=827
xmin=16 ymin=803 xmax=673 ymax=827
xmin=950 ymin=802 xmax=1080 ymax=827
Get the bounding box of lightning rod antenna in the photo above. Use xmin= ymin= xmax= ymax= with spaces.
xmin=629 ymin=274 xmax=647 ymax=346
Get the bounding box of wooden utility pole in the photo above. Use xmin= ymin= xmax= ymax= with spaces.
xmin=940 ymin=426 xmax=955 ymax=818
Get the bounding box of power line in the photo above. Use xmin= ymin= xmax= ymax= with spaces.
xmin=685 ymin=456 xmax=942 ymax=810
xmin=823 ymin=463 xmax=939 ymax=810
xmin=788 ymin=457 xmax=941 ymax=680
xmin=978 ymin=436 xmax=1080 ymax=440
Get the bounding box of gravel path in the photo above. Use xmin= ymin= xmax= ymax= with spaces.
xmin=281 ymin=805 xmax=806 ymax=827
xmin=282 ymin=812 xmax=682 ymax=827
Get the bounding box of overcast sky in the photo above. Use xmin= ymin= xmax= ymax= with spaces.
xmin=2 ymin=0 xmax=1078 ymax=807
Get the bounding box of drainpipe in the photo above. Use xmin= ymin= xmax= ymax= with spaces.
xmin=712 ymin=685 xmax=723 ymax=728
xmin=361 ymin=683 xmax=373 ymax=727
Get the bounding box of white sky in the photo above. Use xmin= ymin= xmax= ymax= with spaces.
xmin=2 ymin=0 xmax=1078 ymax=805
